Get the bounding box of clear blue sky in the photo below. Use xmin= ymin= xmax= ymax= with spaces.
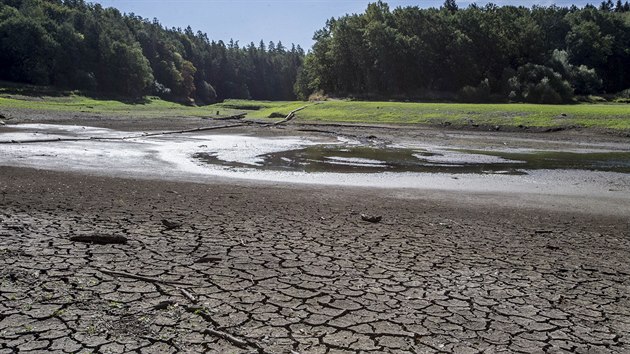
xmin=95 ymin=1 xmax=594 ymax=49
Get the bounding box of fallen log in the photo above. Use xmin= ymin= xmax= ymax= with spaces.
xmin=135 ymin=122 xmax=252 ymax=138
xmin=273 ymin=103 xmax=320 ymax=126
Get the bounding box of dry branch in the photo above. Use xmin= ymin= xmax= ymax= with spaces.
xmin=181 ymin=305 xmax=269 ymax=352
xmin=203 ymin=328 xmax=250 ymax=348
xmin=179 ymin=288 xmax=198 ymax=303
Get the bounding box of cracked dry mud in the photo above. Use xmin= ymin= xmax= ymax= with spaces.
xmin=0 ymin=166 xmax=629 ymax=353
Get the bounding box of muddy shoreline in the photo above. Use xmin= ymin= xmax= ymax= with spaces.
xmin=1 ymin=114 xmax=629 ymax=352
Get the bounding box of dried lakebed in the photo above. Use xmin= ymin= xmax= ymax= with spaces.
xmin=0 ymin=123 xmax=630 ymax=353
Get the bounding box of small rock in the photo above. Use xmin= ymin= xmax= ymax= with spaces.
xmin=154 ymin=300 xmax=176 ymax=310
xmin=161 ymin=219 xmax=182 ymax=230
xmin=0 ymin=120 xmax=5 ymax=125
xmin=361 ymin=214 xmax=382 ymax=223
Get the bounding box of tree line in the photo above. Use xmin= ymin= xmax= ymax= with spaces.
xmin=0 ymin=0 xmax=304 ymax=103
xmin=1 ymin=0 xmax=630 ymax=105
xmin=295 ymin=1 xmax=630 ymax=103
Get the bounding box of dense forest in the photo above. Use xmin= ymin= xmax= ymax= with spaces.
xmin=297 ymin=0 xmax=630 ymax=103
xmin=1 ymin=0 xmax=630 ymax=104
xmin=0 ymin=0 xmax=304 ymax=103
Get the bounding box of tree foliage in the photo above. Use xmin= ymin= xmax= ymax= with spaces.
xmin=0 ymin=0 xmax=304 ymax=102
xmin=299 ymin=0 xmax=630 ymax=103
xmin=2 ymin=0 xmax=630 ymax=105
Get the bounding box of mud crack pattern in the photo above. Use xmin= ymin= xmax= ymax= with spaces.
xmin=0 ymin=168 xmax=629 ymax=353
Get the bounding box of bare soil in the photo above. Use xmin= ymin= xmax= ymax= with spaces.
xmin=0 ymin=113 xmax=629 ymax=353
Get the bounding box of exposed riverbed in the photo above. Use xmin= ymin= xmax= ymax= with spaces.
xmin=1 ymin=119 xmax=629 ymax=353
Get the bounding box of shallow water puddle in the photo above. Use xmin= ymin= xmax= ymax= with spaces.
xmin=193 ymin=145 xmax=630 ymax=175
xmin=460 ymin=150 xmax=630 ymax=173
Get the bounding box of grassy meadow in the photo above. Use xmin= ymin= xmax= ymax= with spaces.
xmin=1 ymin=91 xmax=629 ymax=131
xmin=0 ymin=93 xmax=242 ymax=119
xmin=217 ymin=99 xmax=630 ymax=130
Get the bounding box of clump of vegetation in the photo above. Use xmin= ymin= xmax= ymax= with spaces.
xmin=507 ymin=64 xmax=574 ymax=104
xmin=615 ymin=89 xmax=630 ymax=103
xmin=459 ymin=79 xmax=492 ymax=103
xmin=308 ymin=90 xmax=329 ymax=102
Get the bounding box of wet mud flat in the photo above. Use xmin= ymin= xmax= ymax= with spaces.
xmin=1 ymin=123 xmax=629 ymax=203
xmin=1 ymin=166 xmax=629 ymax=353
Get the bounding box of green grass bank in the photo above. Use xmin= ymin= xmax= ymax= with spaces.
xmin=1 ymin=92 xmax=629 ymax=131
xmin=217 ymin=99 xmax=630 ymax=131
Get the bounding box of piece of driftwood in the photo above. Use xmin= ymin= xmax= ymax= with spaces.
xmin=179 ymin=305 xmax=270 ymax=353
xmin=194 ymin=256 xmax=222 ymax=264
xmin=137 ymin=122 xmax=251 ymax=138
xmin=180 ymin=288 xmax=198 ymax=303
xmin=161 ymin=219 xmax=182 ymax=230
xmin=70 ymin=234 xmax=128 ymax=245
xmin=361 ymin=214 xmax=382 ymax=223
xmin=203 ymin=328 xmax=250 ymax=348
xmin=99 ymin=269 xmax=194 ymax=286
